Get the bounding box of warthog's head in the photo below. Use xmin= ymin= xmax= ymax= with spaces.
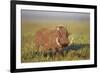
xmin=56 ymin=25 xmax=70 ymax=48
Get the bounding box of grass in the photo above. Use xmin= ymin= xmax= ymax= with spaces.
xmin=21 ymin=21 xmax=90 ymax=63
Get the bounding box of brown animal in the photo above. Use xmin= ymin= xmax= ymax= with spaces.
xmin=34 ymin=25 xmax=70 ymax=54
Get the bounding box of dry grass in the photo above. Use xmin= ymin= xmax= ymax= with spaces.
xmin=21 ymin=21 xmax=90 ymax=63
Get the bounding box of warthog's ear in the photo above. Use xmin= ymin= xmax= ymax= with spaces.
xmin=56 ymin=27 xmax=60 ymax=31
xmin=67 ymin=33 xmax=70 ymax=37
xmin=66 ymin=32 xmax=71 ymax=37
xmin=56 ymin=37 xmax=62 ymax=47
xmin=68 ymin=33 xmax=71 ymax=35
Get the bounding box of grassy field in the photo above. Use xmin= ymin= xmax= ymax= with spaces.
xmin=21 ymin=21 xmax=90 ymax=63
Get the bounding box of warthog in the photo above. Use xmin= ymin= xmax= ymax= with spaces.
xmin=34 ymin=25 xmax=71 ymax=55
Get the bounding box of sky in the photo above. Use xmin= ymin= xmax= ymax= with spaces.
xmin=21 ymin=9 xmax=90 ymax=22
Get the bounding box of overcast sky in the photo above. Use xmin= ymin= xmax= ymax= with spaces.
xmin=21 ymin=10 xmax=90 ymax=22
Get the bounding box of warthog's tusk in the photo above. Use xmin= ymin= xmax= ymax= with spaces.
xmin=56 ymin=37 xmax=62 ymax=47
xmin=68 ymin=36 xmax=73 ymax=46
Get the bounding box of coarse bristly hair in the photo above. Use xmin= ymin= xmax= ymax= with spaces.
xmin=34 ymin=25 xmax=70 ymax=54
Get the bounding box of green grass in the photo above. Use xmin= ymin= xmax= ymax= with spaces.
xmin=21 ymin=21 xmax=90 ymax=63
